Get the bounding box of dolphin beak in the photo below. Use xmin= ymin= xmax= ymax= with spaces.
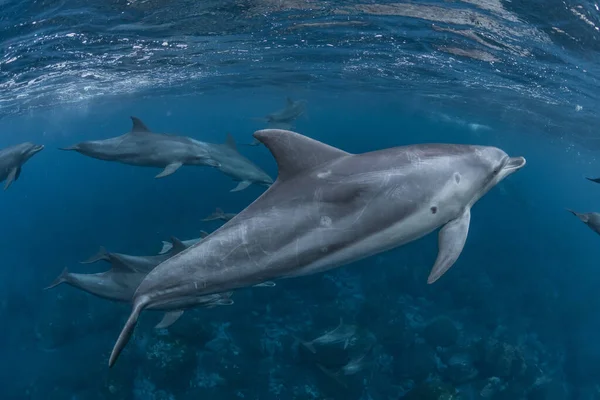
xmin=504 ymin=156 xmax=526 ymax=171
xmin=33 ymin=145 xmax=45 ymax=154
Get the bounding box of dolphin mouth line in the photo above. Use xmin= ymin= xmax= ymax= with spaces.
xmin=503 ymin=156 xmax=526 ymax=171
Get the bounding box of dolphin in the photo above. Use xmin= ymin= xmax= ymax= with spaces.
xmin=107 ymin=128 xmax=526 ymax=367
xmin=264 ymin=97 xmax=307 ymax=124
xmin=204 ymin=134 xmax=273 ymax=192
xmin=158 ymin=231 xmax=209 ymax=255
xmin=202 ymin=208 xmax=237 ymax=222
xmin=586 ymin=177 xmax=600 ymax=184
xmin=81 ymin=237 xmax=188 ymax=272
xmin=60 ymin=116 xmax=220 ymax=178
xmin=45 ymin=261 xmax=234 ymax=330
xmin=293 ymin=318 xmax=357 ymax=354
xmin=567 ymin=209 xmax=600 ymax=236
xmin=0 ymin=142 xmax=44 ymax=190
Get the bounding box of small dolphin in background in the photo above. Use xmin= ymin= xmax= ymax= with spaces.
xmin=0 ymin=142 xmax=44 ymax=190
xmin=158 ymin=231 xmax=209 ymax=255
xmin=294 ymin=318 xmax=358 ymax=354
xmin=60 ymin=116 xmax=220 ymax=179
xmin=107 ymin=129 xmax=526 ymax=367
xmin=567 ymin=209 xmax=600 ymax=236
xmin=264 ymin=97 xmax=307 ymax=124
xmin=586 ymin=177 xmax=600 ymax=184
xmin=205 ymin=134 xmax=273 ymax=192
xmin=81 ymin=237 xmax=188 ymax=272
xmin=202 ymin=208 xmax=237 ymax=222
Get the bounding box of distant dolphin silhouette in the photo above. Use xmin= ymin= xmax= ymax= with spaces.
xmin=60 ymin=116 xmax=220 ymax=178
xmin=107 ymin=128 xmax=526 ymax=367
xmin=586 ymin=177 xmax=600 ymax=184
xmin=0 ymin=142 xmax=44 ymax=190
xmin=202 ymin=208 xmax=237 ymax=222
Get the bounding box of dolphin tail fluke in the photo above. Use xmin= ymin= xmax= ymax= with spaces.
xmin=109 ymin=297 xmax=147 ymax=367
xmin=231 ymin=180 xmax=252 ymax=192
xmin=292 ymin=335 xmax=316 ymax=354
xmin=158 ymin=240 xmax=172 ymax=255
xmin=80 ymin=246 xmax=109 ymax=264
xmin=586 ymin=177 xmax=600 ymax=184
xmin=427 ymin=208 xmax=471 ymax=284
xmin=44 ymin=267 xmax=69 ymax=290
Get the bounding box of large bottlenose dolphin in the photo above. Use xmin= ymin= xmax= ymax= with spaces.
xmin=0 ymin=142 xmax=44 ymax=190
xmin=60 ymin=117 xmax=220 ymax=178
xmin=81 ymin=237 xmax=189 ymax=272
xmin=567 ymin=209 xmax=600 ymax=236
xmin=108 ymin=128 xmax=526 ymax=367
xmin=204 ymin=134 xmax=273 ymax=192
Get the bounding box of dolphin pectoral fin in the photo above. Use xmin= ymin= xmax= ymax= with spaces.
xmin=231 ymin=180 xmax=252 ymax=192
xmin=158 ymin=240 xmax=172 ymax=255
xmin=155 ymin=310 xmax=184 ymax=330
xmin=109 ymin=297 xmax=147 ymax=367
xmin=427 ymin=208 xmax=471 ymax=284
xmin=253 ymin=281 xmax=276 ymax=287
xmin=155 ymin=162 xmax=183 ymax=179
xmin=586 ymin=177 xmax=600 ymax=184
xmin=4 ymin=167 xmax=20 ymax=190
xmin=44 ymin=267 xmax=69 ymax=290
xmin=80 ymin=246 xmax=109 ymax=264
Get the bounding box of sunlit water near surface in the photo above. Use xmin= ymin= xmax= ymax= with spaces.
xmin=3 ymin=0 xmax=600 ymax=399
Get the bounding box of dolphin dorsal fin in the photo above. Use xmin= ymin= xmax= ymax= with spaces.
xmin=253 ymin=129 xmax=350 ymax=181
xmin=130 ymin=116 xmax=151 ymax=134
xmin=170 ymin=237 xmax=187 ymax=254
xmin=225 ymin=134 xmax=238 ymax=152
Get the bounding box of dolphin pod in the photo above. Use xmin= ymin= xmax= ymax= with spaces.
xmin=45 ymin=237 xmax=234 ymax=330
xmin=107 ymin=128 xmax=526 ymax=367
xmin=0 ymin=142 xmax=44 ymax=190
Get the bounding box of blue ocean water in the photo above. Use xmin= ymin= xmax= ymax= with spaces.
xmin=3 ymin=0 xmax=600 ymax=399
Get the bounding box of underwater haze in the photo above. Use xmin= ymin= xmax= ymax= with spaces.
xmin=2 ymin=0 xmax=600 ymax=399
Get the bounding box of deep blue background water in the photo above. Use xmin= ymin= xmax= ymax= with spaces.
xmin=3 ymin=0 xmax=600 ymax=399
